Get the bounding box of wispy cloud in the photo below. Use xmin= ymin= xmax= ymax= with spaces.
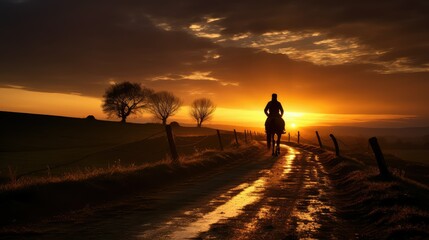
xmin=182 ymin=71 xmax=218 ymax=81
xmin=151 ymin=71 xmax=218 ymax=81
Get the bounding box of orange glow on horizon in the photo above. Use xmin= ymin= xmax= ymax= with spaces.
xmin=0 ymin=87 xmax=104 ymax=119
xmin=0 ymin=88 xmax=416 ymax=129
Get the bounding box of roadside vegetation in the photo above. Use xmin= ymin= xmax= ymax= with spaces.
xmin=290 ymin=143 xmax=429 ymax=239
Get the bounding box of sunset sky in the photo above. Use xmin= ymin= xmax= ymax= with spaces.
xmin=1 ymin=0 xmax=428 ymax=128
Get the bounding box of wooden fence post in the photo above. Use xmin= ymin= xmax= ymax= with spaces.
xmin=369 ymin=137 xmax=390 ymax=178
xmin=234 ymin=129 xmax=239 ymax=146
xmin=288 ymin=132 xmax=290 ymax=142
xmin=165 ymin=124 xmax=179 ymax=164
xmin=329 ymin=134 xmax=340 ymax=156
xmin=244 ymin=130 xmax=248 ymax=144
xmin=297 ymin=131 xmax=300 ymax=144
xmin=316 ymin=131 xmax=323 ymax=149
xmin=216 ymin=130 xmax=224 ymax=151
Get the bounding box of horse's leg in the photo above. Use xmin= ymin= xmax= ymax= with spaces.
xmin=276 ymin=133 xmax=281 ymax=155
xmin=271 ymin=134 xmax=275 ymax=156
xmin=273 ymin=134 xmax=276 ymax=156
xmin=274 ymin=133 xmax=278 ymax=156
xmin=266 ymin=133 xmax=271 ymax=150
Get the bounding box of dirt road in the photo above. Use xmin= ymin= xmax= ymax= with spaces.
xmin=4 ymin=144 xmax=357 ymax=239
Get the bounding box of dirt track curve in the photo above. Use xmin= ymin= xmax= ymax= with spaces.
xmin=3 ymin=144 xmax=358 ymax=240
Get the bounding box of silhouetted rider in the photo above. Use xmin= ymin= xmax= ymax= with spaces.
xmin=264 ymin=93 xmax=286 ymax=133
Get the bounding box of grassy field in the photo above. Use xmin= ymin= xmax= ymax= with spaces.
xmin=0 ymin=111 xmax=236 ymax=180
xmin=383 ymin=149 xmax=429 ymax=164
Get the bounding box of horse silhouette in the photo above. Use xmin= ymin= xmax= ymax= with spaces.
xmin=266 ymin=117 xmax=283 ymax=156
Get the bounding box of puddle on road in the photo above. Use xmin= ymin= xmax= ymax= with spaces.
xmin=284 ymin=146 xmax=299 ymax=175
xmin=291 ymin=152 xmax=337 ymax=240
xmin=137 ymin=177 xmax=268 ymax=239
xmin=168 ymin=178 xmax=267 ymax=239
xmin=137 ymin=145 xmax=302 ymax=239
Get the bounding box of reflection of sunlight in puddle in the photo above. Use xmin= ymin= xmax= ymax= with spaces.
xmin=284 ymin=151 xmax=294 ymax=174
xmin=284 ymin=146 xmax=299 ymax=175
xmin=166 ymin=178 xmax=267 ymax=239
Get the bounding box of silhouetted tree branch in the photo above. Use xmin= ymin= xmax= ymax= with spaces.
xmin=102 ymin=82 xmax=153 ymax=123
xmin=147 ymin=91 xmax=182 ymax=125
xmin=190 ymin=98 xmax=216 ymax=127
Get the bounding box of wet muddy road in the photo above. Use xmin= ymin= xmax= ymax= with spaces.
xmin=11 ymin=145 xmax=356 ymax=239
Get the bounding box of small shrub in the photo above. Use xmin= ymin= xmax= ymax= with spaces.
xmin=85 ymin=115 xmax=96 ymax=121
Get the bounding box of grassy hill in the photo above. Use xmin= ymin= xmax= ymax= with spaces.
xmin=0 ymin=111 xmax=233 ymax=179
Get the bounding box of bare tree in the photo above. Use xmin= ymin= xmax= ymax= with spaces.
xmin=102 ymin=82 xmax=153 ymax=123
xmin=190 ymin=98 xmax=216 ymax=127
xmin=147 ymin=91 xmax=182 ymax=125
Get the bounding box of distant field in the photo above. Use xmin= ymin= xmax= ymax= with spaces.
xmin=384 ymin=149 xmax=429 ymax=164
xmin=0 ymin=111 xmax=235 ymax=179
